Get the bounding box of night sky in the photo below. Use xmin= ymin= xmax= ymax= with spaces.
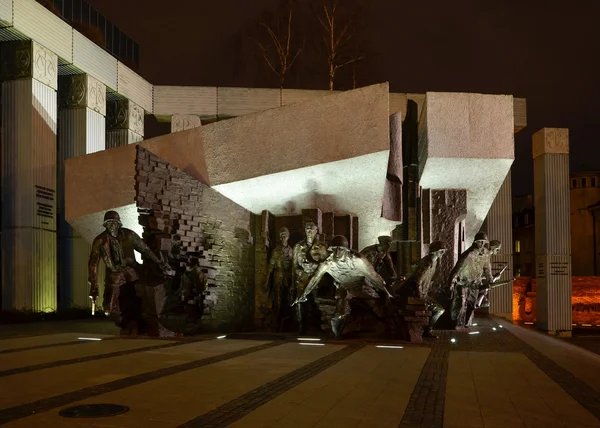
xmin=87 ymin=0 xmax=600 ymax=196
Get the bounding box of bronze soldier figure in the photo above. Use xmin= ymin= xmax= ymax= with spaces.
xmin=179 ymin=252 xmax=207 ymax=326
xmin=293 ymin=235 xmax=393 ymax=339
xmin=88 ymin=210 xmax=172 ymax=334
xmin=395 ymin=241 xmax=447 ymax=338
xmin=291 ymin=221 xmax=325 ymax=334
xmin=263 ymin=227 xmax=293 ymax=328
xmin=360 ymin=236 xmax=398 ymax=282
xmin=476 ymin=240 xmax=505 ymax=309
xmin=448 ymin=231 xmax=491 ymax=329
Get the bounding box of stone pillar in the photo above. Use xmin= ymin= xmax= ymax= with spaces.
xmin=485 ymin=172 xmax=514 ymax=319
xmin=57 ymin=74 xmax=106 ymax=309
xmin=171 ymin=114 xmax=201 ymax=133
xmin=395 ymin=100 xmax=420 ymax=276
xmin=106 ymin=99 xmax=144 ymax=148
xmin=0 ymin=41 xmax=58 ymax=311
xmin=533 ymin=128 xmax=572 ymax=335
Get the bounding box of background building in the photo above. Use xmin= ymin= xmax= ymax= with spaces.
xmin=513 ymin=170 xmax=600 ymax=277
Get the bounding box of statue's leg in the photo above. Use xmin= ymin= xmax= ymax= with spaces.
xmin=331 ymin=289 xmax=349 ymax=339
xmin=464 ymin=287 xmax=479 ymax=327
xmin=455 ymin=286 xmax=469 ymax=328
xmin=424 ymin=298 xmax=445 ymax=338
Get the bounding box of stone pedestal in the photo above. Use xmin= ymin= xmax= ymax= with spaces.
xmin=106 ymin=99 xmax=144 ymax=148
xmin=533 ymin=128 xmax=572 ymax=334
xmin=485 ymin=172 xmax=514 ymax=319
xmin=0 ymin=41 xmax=58 ymax=311
xmin=57 ymin=74 xmax=106 ymax=309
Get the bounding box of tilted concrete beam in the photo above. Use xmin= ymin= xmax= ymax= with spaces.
xmin=66 ymin=83 xmax=398 ymax=248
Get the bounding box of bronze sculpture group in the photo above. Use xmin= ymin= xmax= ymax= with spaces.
xmin=89 ymin=211 xmax=508 ymax=340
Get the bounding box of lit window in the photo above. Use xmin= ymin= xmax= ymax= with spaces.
xmin=515 ymin=240 xmax=521 ymax=253
xmin=582 ymin=178 xmax=587 ymax=187
xmin=593 ymin=178 xmax=597 ymax=187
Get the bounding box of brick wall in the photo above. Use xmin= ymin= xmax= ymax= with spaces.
xmin=513 ymin=276 xmax=600 ymax=326
xmin=135 ymin=146 xmax=255 ymax=331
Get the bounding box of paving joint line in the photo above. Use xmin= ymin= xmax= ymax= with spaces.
xmin=0 ymin=340 xmax=283 ymax=424
xmin=0 ymin=338 xmax=213 ymax=378
xmin=177 ymin=343 xmax=365 ymax=428
xmin=0 ymin=336 xmax=122 ymax=355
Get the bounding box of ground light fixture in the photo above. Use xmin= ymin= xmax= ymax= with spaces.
xmin=450 ymin=338 xmax=456 ymax=343
xmin=296 ymin=338 xmax=321 ymax=341
xmin=375 ymin=345 xmax=404 ymax=349
xmin=299 ymin=343 xmax=325 ymax=346
xmin=492 ymin=327 xmax=497 ymax=331
xmin=468 ymin=331 xmax=480 ymax=335
xmin=216 ymin=335 xmax=227 ymax=339
xmin=77 ymin=337 xmax=102 ymax=341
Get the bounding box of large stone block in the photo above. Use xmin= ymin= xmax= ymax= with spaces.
xmin=66 ymin=84 xmax=397 ymax=249
xmin=418 ymin=92 xmax=514 ymax=245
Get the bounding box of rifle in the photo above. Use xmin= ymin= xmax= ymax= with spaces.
xmin=488 ymin=278 xmax=514 ymax=290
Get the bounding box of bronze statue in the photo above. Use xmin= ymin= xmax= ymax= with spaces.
xmin=395 ymin=241 xmax=447 ymax=338
xmin=447 ymin=231 xmax=491 ymax=329
xmin=88 ymin=210 xmax=172 ymax=334
xmin=475 ymin=240 xmax=505 ymax=309
xmin=360 ymin=236 xmax=398 ymax=282
xmin=263 ymin=227 xmax=293 ymax=328
xmin=293 ymin=235 xmax=393 ymax=339
xmin=291 ymin=221 xmax=326 ymax=334
xmin=179 ymin=252 xmax=207 ymax=326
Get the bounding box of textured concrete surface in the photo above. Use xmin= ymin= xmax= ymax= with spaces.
xmin=1 ymin=317 xmax=600 ymax=427
xmin=66 ymin=84 xmax=394 ymax=248
xmin=418 ymin=92 xmax=514 ymax=245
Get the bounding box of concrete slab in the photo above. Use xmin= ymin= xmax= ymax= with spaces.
xmin=418 ymin=92 xmax=514 ymax=244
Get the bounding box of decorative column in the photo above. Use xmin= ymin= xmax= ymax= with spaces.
xmin=171 ymin=114 xmax=201 ymax=133
xmin=533 ymin=128 xmax=572 ymax=335
xmin=106 ymin=99 xmax=144 ymax=148
xmin=485 ymin=172 xmax=514 ymax=319
xmin=0 ymin=41 xmax=58 ymax=311
xmin=57 ymin=74 xmax=106 ymax=309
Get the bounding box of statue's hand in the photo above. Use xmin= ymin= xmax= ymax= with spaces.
xmin=292 ymin=296 xmax=307 ymax=306
xmin=89 ymin=284 xmax=99 ymax=299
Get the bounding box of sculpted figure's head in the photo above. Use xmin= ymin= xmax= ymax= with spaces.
xmin=279 ymin=227 xmax=290 ymax=246
xmin=377 ymin=235 xmax=392 ymax=252
xmin=429 ymin=241 xmax=448 ymax=261
xmin=103 ymin=210 xmax=122 ymax=238
xmin=305 ymin=221 xmax=318 ymax=244
xmin=328 ymin=235 xmax=349 ymax=261
xmin=489 ymin=240 xmax=501 ymax=255
xmin=473 ymin=231 xmax=489 ymax=250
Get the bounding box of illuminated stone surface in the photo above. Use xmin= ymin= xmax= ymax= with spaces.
xmin=418 ymin=92 xmax=514 ymax=246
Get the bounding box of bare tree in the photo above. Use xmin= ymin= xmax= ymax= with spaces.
xmin=254 ymin=0 xmax=303 ymax=89
xmin=316 ymin=0 xmax=365 ymax=90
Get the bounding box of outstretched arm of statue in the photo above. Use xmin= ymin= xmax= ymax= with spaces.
xmin=293 ymin=263 xmax=327 ymax=305
xmin=132 ymin=233 xmax=162 ymax=265
xmin=360 ymin=259 xmax=393 ymax=298
xmin=385 ymin=253 xmax=398 ymax=279
xmin=88 ymin=238 xmax=101 ymax=298
xmin=492 ymin=264 xmax=508 ymax=282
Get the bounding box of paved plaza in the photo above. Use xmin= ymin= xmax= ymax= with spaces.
xmin=0 ymin=316 xmax=599 ymax=427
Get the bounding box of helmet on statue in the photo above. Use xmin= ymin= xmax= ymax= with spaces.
xmin=474 ymin=231 xmax=488 ymax=242
xmin=429 ymin=241 xmax=447 ymax=254
xmin=328 ymin=235 xmax=349 ymax=249
xmin=103 ymin=210 xmax=122 ymax=226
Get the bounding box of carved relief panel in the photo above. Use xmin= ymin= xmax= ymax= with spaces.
xmin=107 ymin=99 xmax=144 ymax=135
xmin=0 ymin=41 xmax=58 ymax=89
xmin=171 ymin=115 xmax=202 ymax=133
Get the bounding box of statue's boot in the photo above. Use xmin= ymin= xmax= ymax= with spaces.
xmin=423 ymin=326 xmax=438 ymax=338
xmin=331 ymin=317 xmax=346 ymax=340
xmin=296 ymin=304 xmax=306 ymax=335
